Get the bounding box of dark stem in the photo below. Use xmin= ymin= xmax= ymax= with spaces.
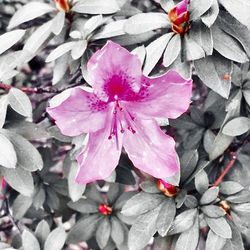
xmin=213 ymin=152 xmax=237 ymax=187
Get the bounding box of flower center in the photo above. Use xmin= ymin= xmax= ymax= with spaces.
xmin=108 ymin=97 xmax=136 ymax=148
xmin=54 ymin=0 xmax=70 ymax=12
xmin=98 ymin=203 xmax=112 ymax=215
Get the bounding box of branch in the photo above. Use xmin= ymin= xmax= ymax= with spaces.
xmin=0 ymin=82 xmax=60 ymax=94
xmin=213 ymin=152 xmax=237 ymax=187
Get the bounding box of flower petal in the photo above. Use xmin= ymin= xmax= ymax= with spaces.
xmin=47 ymin=87 xmax=108 ymax=136
xmin=123 ymin=119 xmax=179 ymax=179
xmin=87 ymin=40 xmax=142 ymax=101
xmin=75 ymin=128 xmax=122 ymax=184
xmin=126 ymin=70 xmax=192 ymax=119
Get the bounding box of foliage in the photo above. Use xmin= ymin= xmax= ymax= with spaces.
xmin=0 ymin=0 xmax=250 ymax=250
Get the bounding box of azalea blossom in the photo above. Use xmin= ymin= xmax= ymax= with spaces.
xmin=47 ymin=41 xmax=192 ymax=184
xmin=168 ymin=0 xmax=190 ymax=34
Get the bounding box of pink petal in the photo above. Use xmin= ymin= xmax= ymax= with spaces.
xmin=47 ymin=87 xmax=108 ymax=136
xmin=126 ymin=70 xmax=192 ymax=119
xmin=75 ymin=127 xmax=123 ymax=184
xmin=176 ymin=0 xmax=188 ymax=15
xmin=123 ymin=119 xmax=180 ymax=179
xmin=87 ymin=40 xmax=142 ymax=101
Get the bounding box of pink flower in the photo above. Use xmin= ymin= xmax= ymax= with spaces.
xmin=47 ymin=41 xmax=192 ymax=184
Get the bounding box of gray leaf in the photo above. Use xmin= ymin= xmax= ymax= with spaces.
xmin=222 ymin=117 xmax=250 ymax=136
xmin=189 ymin=0 xmax=213 ymax=20
xmin=156 ymin=199 xmax=176 ymax=236
xmin=163 ymin=34 xmax=181 ymax=67
xmin=205 ymin=230 xmax=226 ymax=250
xmin=201 ymin=0 xmax=219 ymax=27
xmin=195 ymin=170 xmax=209 ymax=194
xmin=201 ymin=205 xmax=226 ymax=218
xmin=72 ymin=0 xmax=120 ymax=14
xmin=124 ymin=13 xmax=170 ymax=35
xmin=205 ymin=217 xmax=232 ymax=239
xmin=144 ymin=33 xmax=173 ymax=75
xmin=35 ymin=220 xmax=50 ymax=247
xmin=110 ymin=216 xmax=125 ymax=245
xmin=51 ymin=12 xmax=65 ymax=36
xmin=0 ymin=95 xmax=8 ymax=128
xmin=44 ymin=227 xmax=66 ymax=250
xmin=22 ymin=230 xmax=40 ymax=250
xmin=8 ymin=88 xmax=32 ymax=117
xmin=0 ymin=134 xmax=17 ymax=168
xmin=200 ymin=187 xmax=219 ymax=205
xmin=0 ymin=30 xmax=25 ymax=55
xmin=12 ymin=195 xmax=32 ymax=219
xmin=220 ymin=181 xmax=244 ymax=195
xmin=96 ymin=217 xmax=111 ymax=249
xmin=8 ymin=2 xmax=55 ymax=29
xmin=184 ymin=35 xmax=205 ymax=61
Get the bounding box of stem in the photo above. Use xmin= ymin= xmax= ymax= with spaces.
xmin=0 ymin=82 xmax=60 ymax=94
xmin=213 ymin=153 xmax=237 ymax=187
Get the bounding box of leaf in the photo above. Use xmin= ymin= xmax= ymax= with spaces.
xmin=0 ymin=95 xmax=8 ymax=128
xmin=140 ymin=181 xmax=160 ymax=194
xmin=219 ymin=0 xmax=250 ymax=28
xmin=211 ymin=24 xmax=248 ymax=63
xmin=184 ymin=35 xmax=205 ymax=61
xmin=1 ymin=130 xmax=43 ymax=171
xmin=194 ymin=54 xmax=233 ymax=98
xmin=23 ymin=20 xmax=53 ymax=53
xmin=163 ymin=34 xmax=181 ymax=67
xmin=110 ymin=216 xmax=124 ymax=245
xmin=71 ymin=40 xmax=87 ymax=60
xmin=175 ymin=216 xmax=199 ymax=250
xmin=205 ymin=230 xmax=226 ymax=250
xmin=51 ymin=12 xmax=65 ymax=36
xmin=222 ymin=117 xmax=250 ymax=136
xmin=83 ymin=15 xmax=103 ymax=38
xmin=92 ymin=20 xmax=126 ymax=40
xmin=1 ymin=167 xmax=34 ymax=196
xmin=68 ymin=162 xmax=86 ymax=202
xmin=22 ymin=230 xmax=41 ymax=250
xmin=67 ymin=214 xmax=101 ymax=243
xmin=226 ymin=190 xmax=250 ymax=204
xmin=132 ymin=45 xmax=146 ymax=66
xmin=52 ymin=54 xmax=69 ymax=85
xmin=168 ymin=209 xmax=197 ymax=235
xmin=0 ymin=134 xmax=17 ymax=168
xmin=8 ymin=2 xmax=55 ymax=29
xmin=190 ymin=22 xmax=213 ymax=55
xmin=201 ymin=205 xmax=226 ymax=218
xmin=0 ymin=30 xmax=25 ymax=55
xmin=195 ymin=170 xmax=209 ymax=194
xmin=8 ymin=88 xmax=32 ymax=117
xmin=143 ymin=33 xmax=173 ymax=75
xmin=189 ymin=0 xmax=213 ymax=20
xmin=219 ymin=181 xmax=244 ymax=195
xmin=128 ymin=206 xmax=162 ymax=250
xmin=156 ymin=199 xmax=176 ymax=236
xmin=201 ymin=0 xmax=219 ymax=27
xmin=96 ymin=217 xmax=111 ymax=249
xmin=205 ymin=217 xmax=232 ymax=239
xmin=184 ymin=195 xmax=198 ymax=208
xmin=72 ymin=0 xmax=120 ymax=14
xmin=200 ymin=187 xmax=219 ymax=205
xmin=180 ymin=150 xmax=198 ymax=184
xmin=124 ymin=13 xmax=170 ymax=35
xmin=44 ymin=227 xmax=66 ymax=250
xmin=35 ymin=220 xmax=50 ymax=247
xmin=68 ymin=198 xmax=98 ymax=213
xmin=216 ymin=11 xmax=250 ymax=58
xmin=12 ymin=195 xmax=32 ymax=219
xmin=46 ymin=42 xmax=76 ymax=62
xmin=121 ymin=192 xmax=164 ymax=216
xmin=203 ymin=129 xmax=216 ymax=154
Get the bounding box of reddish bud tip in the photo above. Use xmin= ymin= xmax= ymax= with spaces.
xmin=98 ymin=204 xmax=113 ymax=216
xmin=220 ymin=200 xmax=230 ymax=214
xmin=156 ymin=179 xmax=178 ymax=197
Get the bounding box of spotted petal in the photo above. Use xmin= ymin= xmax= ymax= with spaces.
xmin=47 ymin=87 xmax=108 ymax=136
xmin=87 ymin=40 xmax=143 ymax=101
xmin=126 ymin=70 xmax=192 ymax=119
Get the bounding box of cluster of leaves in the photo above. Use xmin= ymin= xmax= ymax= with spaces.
xmin=0 ymin=0 xmax=250 ymax=250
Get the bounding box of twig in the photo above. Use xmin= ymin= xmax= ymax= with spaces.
xmin=0 ymin=82 xmax=60 ymax=94
xmin=213 ymin=152 xmax=237 ymax=187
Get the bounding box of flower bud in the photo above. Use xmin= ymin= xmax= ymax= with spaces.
xmin=168 ymin=0 xmax=190 ymax=34
xmin=219 ymin=200 xmax=230 ymax=214
xmin=156 ymin=179 xmax=178 ymax=197
xmin=54 ymin=0 xmax=70 ymax=12
xmin=98 ymin=203 xmax=113 ymax=216
xmin=0 ymin=177 xmax=6 ymax=200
